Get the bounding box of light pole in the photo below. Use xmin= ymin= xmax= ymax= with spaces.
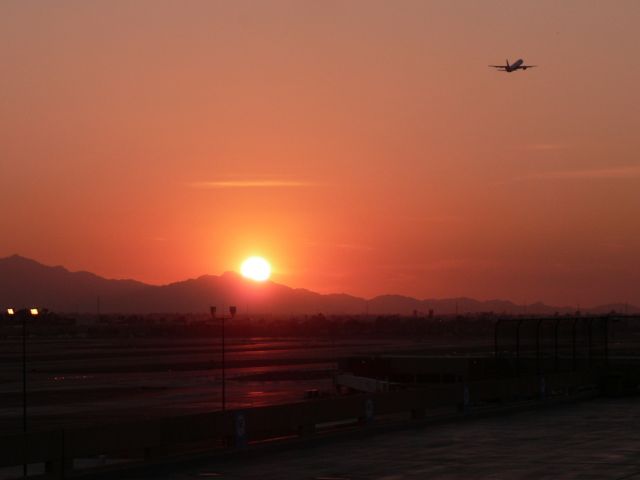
xmin=210 ymin=305 xmax=236 ymax=411
xmin=7 ymin=307 xmax=39 ymax=478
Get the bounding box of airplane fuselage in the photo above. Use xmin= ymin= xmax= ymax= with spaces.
xmin=489 ymin=58 xmax=536 ymax=73
xmin=506 ymin=59 xmax=524 ymax=72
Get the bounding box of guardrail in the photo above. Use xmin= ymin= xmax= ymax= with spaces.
xmin=0 ymin=368 xmax=616 ymax=479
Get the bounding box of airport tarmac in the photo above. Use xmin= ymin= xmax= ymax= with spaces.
xmin=2 ymin=337 xmax=490 ymax=432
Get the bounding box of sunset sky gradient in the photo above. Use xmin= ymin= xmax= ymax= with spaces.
xmin=1 ymin=1 xmax=639 ymax=306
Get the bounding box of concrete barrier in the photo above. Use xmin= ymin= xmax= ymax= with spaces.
xmin=0 ymin=370 xmax=618 ymax=476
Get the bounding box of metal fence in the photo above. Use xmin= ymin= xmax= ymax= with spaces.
xmin=492 ymin=316 xmax=634 ymax=376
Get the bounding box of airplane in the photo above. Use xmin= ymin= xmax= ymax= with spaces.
xmin=489 ymin=58 xmax=536 ymax=72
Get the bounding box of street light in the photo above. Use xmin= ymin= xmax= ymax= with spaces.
xmin=7 ymin=307 xmax=39 ymax=478
xmin=210 ymin=305 xmax=236 ymax=411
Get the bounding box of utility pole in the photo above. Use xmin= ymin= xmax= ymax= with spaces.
xmin=22 ymin=309 xmax=27 ymax=478
xmin=210 ymin=305 xmax=236 ymax=411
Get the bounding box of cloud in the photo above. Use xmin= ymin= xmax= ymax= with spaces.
xmin=380 ymin=258 xmax=505 ymax=272
xmin=188 ymin=179 xmax=315 ymax=189
xmin=526 ymin=165 xmax=640 ymax=180
xmin=523 ymin=143 xmax=569 ymax=151
xmin=335 ymin=243 xmax=375 ymax=251
xmin=305 ymin=240 xmax=374 ymax=252
xmin=417 ymin=215 xmax=464 ymax=224
xmin=496 ymin=165 xmax=640 ymax=186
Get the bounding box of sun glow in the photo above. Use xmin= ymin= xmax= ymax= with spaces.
xmin=240 ymin=256 xmax=271 ymax=282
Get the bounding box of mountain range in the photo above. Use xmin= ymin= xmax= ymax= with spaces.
xmin=0 ymin=255 xmax=636 ymax=316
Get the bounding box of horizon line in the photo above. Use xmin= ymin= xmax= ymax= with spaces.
xmin=0 ymin=254 xmax=635 ymax=310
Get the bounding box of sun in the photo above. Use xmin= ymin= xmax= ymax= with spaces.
xmin=240 ymin=256 xmax=272 ymax=282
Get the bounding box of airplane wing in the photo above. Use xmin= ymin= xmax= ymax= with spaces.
xmin=488 ymin=65 xmax=508 ymax=69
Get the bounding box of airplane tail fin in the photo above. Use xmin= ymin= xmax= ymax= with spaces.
xmin=506 ymin=59 xmax=509 ymax=68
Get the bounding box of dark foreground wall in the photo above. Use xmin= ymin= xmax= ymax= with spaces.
xmin=3 ymin=367 xmax=635 ymax=478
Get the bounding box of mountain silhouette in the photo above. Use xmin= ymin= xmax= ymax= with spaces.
xmin=0 ymin=255 xmax=636 ymax=315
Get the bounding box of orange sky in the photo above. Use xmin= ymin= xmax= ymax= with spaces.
xmin=1 ymin=1 xmax=639 ymax=306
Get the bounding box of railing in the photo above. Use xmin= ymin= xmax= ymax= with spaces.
xmin=493 ymin=316 xmax=618 ymax=374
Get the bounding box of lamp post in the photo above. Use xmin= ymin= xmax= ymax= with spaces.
xmin=7 ymin=307 xmax=38 ymax=478
xmin=210 ymin=305 xmax=236 ymax=411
